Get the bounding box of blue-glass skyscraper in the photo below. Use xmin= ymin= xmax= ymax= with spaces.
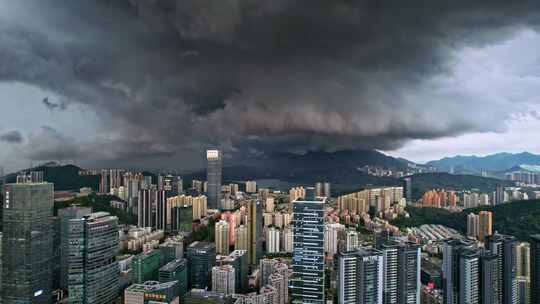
xmin=291 ymin=187 xmax=325 ymax=304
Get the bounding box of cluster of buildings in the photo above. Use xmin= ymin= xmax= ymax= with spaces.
xmin=420 ymin=185 xmax=532 ymax=210
xmin=505 ymin=167 xmax=540 ymax=186
xmin=4 ymin=149 xmax=540 ymax=304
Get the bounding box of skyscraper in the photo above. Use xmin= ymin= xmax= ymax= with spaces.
xmin=266 ymin=227 xmax=281 ymax=253
xmin=442 ymin=239 xmax=480 ymax=304
xmin=187 ymin=241 xmax=216 ymax=290
xmin=480 ymin=252 xmax=501 ymax=304
xmin=531 ymin=235 xmax=540 ymax=303
xmin=404 ymin=177 xmax=412 ymax=204
xmin=479 ymin=211 xmax=493 ymax=242
xmin=212 ymin=265 xmax=235 ymax=295
xmin=207 ymin=150 xmax=222 ymax=210
xmin=338 ymin=248 xmax=384 ymax=304
xmin=516 ymin=242 xmax=531 ymax=304
xmin=247 ymin=200 xmax=263 ymax=265
xmin=138 ymin=188 xmax=154 ymax=228
xmin=215 ymin=220 xmax=231 ymax=255
xmin=291 ymin=187 xmax=325 ymax=304
xmin=235 ymin=225 xmax=249 ymax=251
xmin=68 ymin=212 xmax=119 ymax=304
xmin=58 ymin=205 xmax=92 ymax=290
xmin=1 ymin=182 xmax=54 ymax=303
xmin=486 ymin=234 xmax=519 ymax=304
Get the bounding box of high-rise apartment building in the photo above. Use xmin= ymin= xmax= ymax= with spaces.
xmin=516 ymin=242 xmax=531 ymax=304
xmin=291 ymin=188 xmax=325 ymax=304
xmin=207 ymin=150 xmax=222 ymax=210
xmin=479 ymin=211 xmax=493 ymax=241
xmin=1 ymin=182 xmax=54 ymax=303
xmin=338 ymin=248 xmax=384 ymax=304
xmin=467 ymin=213 xmax=480 ymax=239
xmin=531 ymin=235 xmax=540 ymax=303
xmin=187 ymin=242 xmax=216 ymax=290
xmin=480 ymin=252 xmax=501 ymax=304
xmin=235 ymin=225 xmax=249 ymax=251
xmin=68 ymin=212 xmax=119 ymax=304
xmin=58 ymin=205 xmax=92 ymax=290
xmin=247 ymin=200 xmax=263 ymax=265
xmin=215 ymin=220 xmax=231 ymax=255
xmin=212 ymin=265 xmax=235 ymax=295
xmin=442 ymin=239 xmax=480 ymax=304
xmin=219 ymin=250 xmax=249 ymax=293
xmin=486 ymin=234 xmax=519 ymax=304
xmin=325 ymin=223 xmax=345 ymax=257
xmin=266 ymin=227 xmax=281 ymax=253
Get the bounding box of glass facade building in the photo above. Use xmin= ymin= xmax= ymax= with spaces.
xmin=291 ymin=188 xmax=325 ymax=304
xmin=206 ymin=150 xmax=222 ymax=210
xmin=186 ymin=241 xmax=216 ymax=290
xmin=68 ymin=212 xmax=119 ymax=304
xmin=1 ymin=182 xmax=54 ymax=304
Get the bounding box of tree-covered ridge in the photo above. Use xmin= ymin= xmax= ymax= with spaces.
xmin=391 ymin=200 xmax=540 ymax=241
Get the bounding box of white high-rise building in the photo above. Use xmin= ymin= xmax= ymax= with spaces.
xmin=267 ymin=227 xmax=281 ymax=253
xmin=325 ymin=223 xmax=345 ymax=256
xmin=212 ymin=265 xmax=235 ymax=295
xmin=282 ymin=227 xmax=293 ymax=253
xmin=345 ymin=230 xmax=359 ymax=252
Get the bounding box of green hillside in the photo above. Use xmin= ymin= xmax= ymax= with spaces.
xmin=392 ymin=200 xmax=540 ymax=241
xmin=54 ymin=193 xmax=137 ymax=225
xmin=4 ymin=164 xmax=99 ymax=191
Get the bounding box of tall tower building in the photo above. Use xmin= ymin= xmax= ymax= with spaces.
xmin=467 ymin=213 xmax=480 ymax=239
xmin=480 ymin=252 xmax=501 ymax=304
xmin=338 ymin=248 xmax=384 ymax=304
xmin=531 ymin=235 xmax=540 ymax=303
xmin=442 ymin=239 xmax=480 ymax=304
xmin=58 ymin=205 xmax=92 ymax=290
xmin=138 ymin=188 xmax=154 ymax=228
xmin=479 ymin=211 xmax=493 ymax=241
xmin=1 ymin=182 xmax=54 ymax=303
xmin=155 ymin=189 xmax=167 ymax=230
xmin=516 ymin=242 xmax=531 ymax=304
xmin=68 ymin=212 xmax=119 ymax=304
xmin=486 ymin=234 xmax=519 ymax=304
xmin=247 ymin=200 xmax=263 ymax=265
xmin=212 ymin=265 xmax=236 ymax=295
xmin=207 ymin=150 xmax=222 ymax=210
xmin=187 ymin=241 xmax=216 ymax=290
xmin=235 ymin=225 xmax=249 ymax=251
xmin=291 ymin=187 xmax=325 ymax=304
xmin=266 ymin=227 xmax=281 ymax=253
xmin=215 ymin=220 xmax=231 ymax=255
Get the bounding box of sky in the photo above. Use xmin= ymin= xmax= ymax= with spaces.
xmin=1 ymin=1 xmax=540 ymax=172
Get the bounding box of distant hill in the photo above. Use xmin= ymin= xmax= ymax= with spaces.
xmin=392 ymin=200 xmax=540 ymax=241
xmin=405 ymin=173 xmax=513 ymax=200
xmin=4 ymin=164 xmax=99 ymax=191
xmin=426 ymin=152 xmax=540 ymax=174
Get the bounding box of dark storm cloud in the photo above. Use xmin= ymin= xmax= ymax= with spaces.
xmin=42 ymin=97 xmax=66 ymax=111
xmin=1 ymin=1 xmax=540 ymax=166
xmin=0 ymin=130 xmax=23 ymax=144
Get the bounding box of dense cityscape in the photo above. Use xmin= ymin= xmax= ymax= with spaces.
xmin=1 ymin=149 xmax=540 ymax=304
xmin=3 ymin=1 xmax=540 ymax=304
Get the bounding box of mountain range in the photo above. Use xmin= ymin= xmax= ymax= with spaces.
xmin=426 ymin=152 xmax=540 ymax=174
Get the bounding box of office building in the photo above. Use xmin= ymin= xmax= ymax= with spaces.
xmin=187 ymin=242 xmax=216 ymax=290
xmin=132 ymin=250 xmax=164 ymax=284
xmin=155 ymin=189 xmax=167 ymax=230
xmin=338 ymin=248 xmax=384 ymax=304
xmin=68 ymin=212 xmax=119 ymax=304
xmin=247 ymin=200 xmax=263 ymax=265
xmin=216 ymin=220 xmax=231 ymax=255
xmin=124 ymin=281 xmax=179 ymax=304
xmin=291 ymin=188 xmax=325 ymax=304
xmin=212 ymin=265 xmax=235 ymax=295
xmin=160 ymin=236 xmax=184 ymax=261
xmin=171 ymin=204 xmax=193 ymax=233
xmin=442 ymin=239 xmax=480 ymax=304
xmin=207 ymin=150 xmax=222 ymax=209
xmin=1 ymin=182 xmax=54 ymax=303
xmin=159 ymin=259 xmax=188 ymax=300
xmin=486 ymin=234 xmax=518 ymax=304
xmin=58 ymin=205 xmax=92 ymax=290
xmin=479 ymin=211 xmax=493 ymax=242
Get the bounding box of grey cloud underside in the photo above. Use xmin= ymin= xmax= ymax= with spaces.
xmin=0 ymin=130 xmax=23 ymax=144
xmin=1 ymin=0 xmax=540 ymax=165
